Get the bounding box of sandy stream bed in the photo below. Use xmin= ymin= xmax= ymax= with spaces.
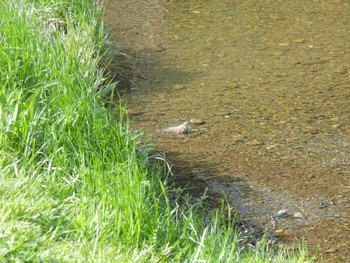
xmin=105 ymin=1 xmax=350 ymax=261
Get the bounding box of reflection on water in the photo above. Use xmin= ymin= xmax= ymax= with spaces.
xmin=105 ymin=0 xmax=350 ymax=261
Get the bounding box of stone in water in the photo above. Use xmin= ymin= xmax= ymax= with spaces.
xmin=293 ymin=212 xmax=304 ymax=218
xmin=246 ymin=140 xmax=264 ymax=146
xmin=163 ymin=122 xmax=191 ymax=134
xmin=276 ymin=209 xmax=289 ymax=218
xmin=190 ymin=119 xmax=206 ymax=125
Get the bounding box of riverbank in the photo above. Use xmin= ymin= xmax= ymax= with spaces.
xmin=0 ymin=0 xmax=310 ymax=261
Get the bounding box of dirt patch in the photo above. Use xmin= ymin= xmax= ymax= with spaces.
xmin=105 ymin=1 xmax=350 ymax=261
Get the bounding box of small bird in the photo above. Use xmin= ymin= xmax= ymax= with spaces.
xmin=163 ymin=121 xmax=191 ymax=134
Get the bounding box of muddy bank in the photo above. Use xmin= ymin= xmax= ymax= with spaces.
xmin=105 ymin=1 xmax=350 ymax=261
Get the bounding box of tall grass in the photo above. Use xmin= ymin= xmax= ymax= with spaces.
xmin=0 ymin=0 xmax=313 ymax=262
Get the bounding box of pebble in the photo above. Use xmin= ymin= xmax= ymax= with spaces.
xmin=293 ymin=212 xmax=304 ymax=218
xmin=276 ymin=209 xmax=289 ymax=218
xmin=270 ymin=14 xmax=284 ymax=20
xmin=273 ymin=51 xmax=283 ymax=57
xmin=333 ymin=67 xmax=347 ymax=74
xmin=279 ymin=42 xmax=289 ymax=47
xmin=265 ymin=144 xmax=278 ymax=150
xmin=217 ymin=53 xmax=225 ymax=58
xmin=258 ymin=80 xmax=270 ymax=84
xmin=245 ymin=140 xmax=264 ymax=146
xmin=189 ymin=119 xmax=206 ymax=125
xmin=319 ymin=201 xmax=328 ymax=208
xmin=232 ymin=135 xmax=243 ymax=144
xmin=302 ymin=127 xmax=319 ymax=134
xmin=293 ymin=38 xmax=305 ymax=43
xmin=285 ymin=137 xmax=298 ymax=143
xmin=325 ymin=248 xmax=337 ymax=254
xmin=302 ymin=59 xmax=330 ymax=66
xmin=163 ymin=122 xmax=190 ymax=134
xmin=173 ymin=84 xmax=185 ymax=90
xmin=274 ymin=229 xmax=285 ymax=234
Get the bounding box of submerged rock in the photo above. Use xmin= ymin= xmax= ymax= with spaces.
xmin=302 ymin=127 xmax=319 ymax=134
xmin=274 ymin=229 xmax=285 ymax=234
xmin=276 ymin=209 xmax=289 ymax=218
xmin=293 ymin=212 xmax=304 ymax=218
xmin=163 ymin=121 xmax=191 ymax=134
xmin=325 ymin=248 xmax=337 ymax=254
xmin=189 ymin=119 xmax=206 ymax=125
xmin=246 ymin=140 xmax=264 ymax=146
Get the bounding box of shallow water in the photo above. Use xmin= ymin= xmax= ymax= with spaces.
xmin=105 ymin=1 xmax=350 ymax=261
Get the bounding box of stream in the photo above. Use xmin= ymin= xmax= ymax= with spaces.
xmin=105 ymin=1 xmax=350 ymax=261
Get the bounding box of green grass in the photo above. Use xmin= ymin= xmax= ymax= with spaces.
xmin=0 ymin=0 xmax=313 ymax=262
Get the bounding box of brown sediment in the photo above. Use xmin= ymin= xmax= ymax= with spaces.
xmin=105 ymin=1 xmax=350 ymax=261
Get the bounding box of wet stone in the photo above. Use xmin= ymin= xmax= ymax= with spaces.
xmin=302 ymin=59 xmax=330 ymax=66
xmin=302 ymin=127 xmax=320 ymax=134
xmin=245 ymin=140 xmax=264 ymax=146
xmin=333 ymin=67 xmax=347 ymax=74
xmin=293 ymin=212 xmax=304 ymax=218
xmin=265 ymin=144 xmax=278 ymax=150
xmin=163 ymin=122 xmax=191 ymax=134
xmin=293 ymin=38 xmax=305 ymax=43
xmin=319 ymin=201 xmax=328 ymax=209
xmin=217 ymin=53 xmax=225 ymax=58
xmin=276 ymin=209 xmax=289 ymax=218
xmin=279 ymin=42 xmax=289 ymax=47
xmin=232 ymin=135 xmax=244 ymax=144
xmin=190 ymin=119 xmax=206 ymax=125
xmin=325 ymin=248 xmax=337 ymax=254
xmin=285 ymin=137 xmax=298 ymax=143
xmin=274 ymin=229 xmax=285 ymax=234
xmin=173 ymin=84 xmax=185 ymax=90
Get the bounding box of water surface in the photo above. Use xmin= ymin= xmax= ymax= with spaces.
xmin=105 ymin=1 xmax=350 ymax=261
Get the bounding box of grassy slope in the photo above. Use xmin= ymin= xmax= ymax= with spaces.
xmin=0 ymin=0 xmax=312 ymax=262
